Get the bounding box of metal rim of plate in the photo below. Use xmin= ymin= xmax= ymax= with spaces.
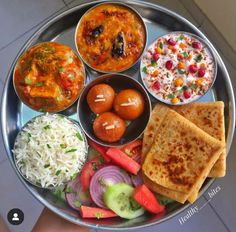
xmin=0 ymin=0 xmax=235 ymax=230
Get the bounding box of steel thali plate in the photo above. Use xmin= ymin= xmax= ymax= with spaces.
xmin=1 ymin=0 xmax=235 ymax=230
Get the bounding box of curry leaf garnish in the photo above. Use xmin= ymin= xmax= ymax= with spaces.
xmin=27 ymin=133 xmax=32 ymax=143
xmin=60 ymin=144 xmax=66 ymax=149
xmin=44 ymin=164 xmax=50 ymax=168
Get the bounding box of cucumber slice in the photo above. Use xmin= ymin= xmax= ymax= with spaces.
xmin=103 ymin=183 xmax=145 ymax=219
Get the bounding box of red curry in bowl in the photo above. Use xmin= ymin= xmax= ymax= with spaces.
xmin=13 ymin=42 xmax=85 ymax=112
xmin=75 ymin=3 xmax=147 ymax=73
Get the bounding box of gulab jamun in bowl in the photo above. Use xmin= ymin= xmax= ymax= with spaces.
xmin=77 ymin=74 xmax=151 ymax=146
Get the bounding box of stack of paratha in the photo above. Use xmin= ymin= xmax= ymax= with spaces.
xmin=141 ymin=102 xmax=225 ymax=204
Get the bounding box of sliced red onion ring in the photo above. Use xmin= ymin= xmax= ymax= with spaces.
xmin=65 ymin=177 xmax=92 ymax=211
xmin=90 ymin=165 xmax=132 ymax=208
xmin=131 ymin=171 xmax=143 ymax=187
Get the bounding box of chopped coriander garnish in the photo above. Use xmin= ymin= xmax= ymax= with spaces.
xmin=76 ymin=132 xmax=83 ymax=141
xmin=159 ymin=42 xmax=163 ymax=49
xmin=195 ymin=54 xmax=203 ymax=62
xmin=71 ymin=173 xmax=77 ymax=180
xmin=43 ymin=125 xmax=51 ymax=130
xmin=167 ymin=94 xmax=175 ymax=99
xmin=66 ymin=148 xmax=77 ymax=153
xmin=95 ymin=212 xmax=103 ymax=219
xmin=20 ymin=160 xmax=26 ymax=166
xmin=60 ymin=144 xmax=66 ymax=149
xmin=44 ymin=164 xmax=50 ymax=168
xmin=27 ymin=133 xmax=31 ymax=143
xmin=182 ymin=51 xmax=188 ymax=58
xmin=25 ymin=77 xmax=31 ymax=84
xmin=191 ymin=84 xmax=198 ymax=89
xmin=142 ymin=66 xmax=148 ymax=74
xmin=65 ymin=186 xmax=75 ymax=193
xmin=167 ymin=72 xmax=170 ymax=78
xmin=178 ymin=69 xmax=186 ymax=74
xmin=67 ymin=57 xmax=73 ymax=64
xmin=151 ymin=60 xmax=157 ymax=67
xmin=125 ymin=149 xmax=132 ymax=157
xmin=73 ymin=200 xmax=81 ymax=208
xmin=35 ymin=82 xmax=43 ymax=87
xmin=47 ymin=144 xmax=51 ymax=149
xmin=68 ymin=73 xmax=75 ymax=81
xmin=177 ymin=35 xmax=184 ymax=41
xmin=55 ymin=170 xmax=61 ymax=176
xmin=36 ymin=152 xmax=41 ymax=158
xmin=58 ymin=67 xmax=65 ymax=73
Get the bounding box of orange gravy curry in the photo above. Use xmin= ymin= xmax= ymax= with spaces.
xmin=76 ymin=3 xmax=146 ymax=72
xmin=14 ymin=42 xmax=85 ymax=112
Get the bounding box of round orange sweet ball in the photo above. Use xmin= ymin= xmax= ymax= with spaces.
xmin=113 ymin=89 xmax=145 ymax=120
xmin=87 ymin=84 xmax=115 ymax=114
xmin=93 ymin=112 xmax=126 ymax=142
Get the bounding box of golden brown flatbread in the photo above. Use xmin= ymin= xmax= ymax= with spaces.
xmin=142 ymin=110 xmax=224 ymax=196
xmin=142 ymin=103 xmax=169 ymax=162
xmin=172 ymin=101 xmax=225 ymax=177
xmin=142 ymin=174 xmax=190 ymax=204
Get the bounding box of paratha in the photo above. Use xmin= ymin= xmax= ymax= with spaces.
xmin=172 ymin=101 xmax=225 ymax=177
xmin=142 ymin=110 xmax=224 ymax=196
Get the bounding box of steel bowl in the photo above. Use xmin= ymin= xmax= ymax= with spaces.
xmin=77 ymin=73 xmax=152 ymax=147
xmin=74 ymin=1 xmax=148 ymax=74
xmin=140 ymin=31 xmax=218 ymax=105
xmin=12 ymin=113 xmax=88 ymax=189
xmin=13 ymin=41 xmax=86 ymax=113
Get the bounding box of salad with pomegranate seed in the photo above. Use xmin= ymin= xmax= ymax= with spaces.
xmin=140 ymin=32 xmax=216 ymax=105
xmin=53 ymin=139 xmax=170 ymax=220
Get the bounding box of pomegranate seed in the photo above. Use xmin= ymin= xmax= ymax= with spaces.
xmin=153 ymin=81 xmax=160 ymax=90
xmin=152 ymin=53 xmax=159 ymax=61
xmin=189 ymin=64 xmax=197 ymax=73
xmin=198 ymin=68 xmax=206 ymax=77
xmin=167 ymin=38 xmax=176 ymax=46
xmin=183 ymin=90 xmax=191 ymax=99
xmin=192 ymin=41 xmax=201 ymax=49
xmin=166 ymin=60 xmax=173 ymax=70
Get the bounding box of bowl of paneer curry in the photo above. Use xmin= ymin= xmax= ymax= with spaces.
xmin=13 ymin=42 xmax=85 ymax=112
xmin=75 ymin=2 xmax=147 ymax=73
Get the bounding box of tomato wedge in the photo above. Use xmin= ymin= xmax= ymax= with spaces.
xmin=133 ymin=184 xmax=165 ymax=214
xmin=106 ymin=148 xmax=140 ymax=175
xmin=88 ymin=139 xmax=110 ymax=163
xmin=121 ymin=139 xmax=142 ymax=163
xmin=80 ymin=156 xmax=105 ymax=191
xmin=80 ymin=206 xmax=117 ymax=218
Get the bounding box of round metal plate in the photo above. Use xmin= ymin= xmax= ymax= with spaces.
xmin=1 ymin=0 xmax=235 ymax=230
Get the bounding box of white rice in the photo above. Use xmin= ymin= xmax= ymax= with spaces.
xmin=13 ymin=114 xmax=88 ymax=188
